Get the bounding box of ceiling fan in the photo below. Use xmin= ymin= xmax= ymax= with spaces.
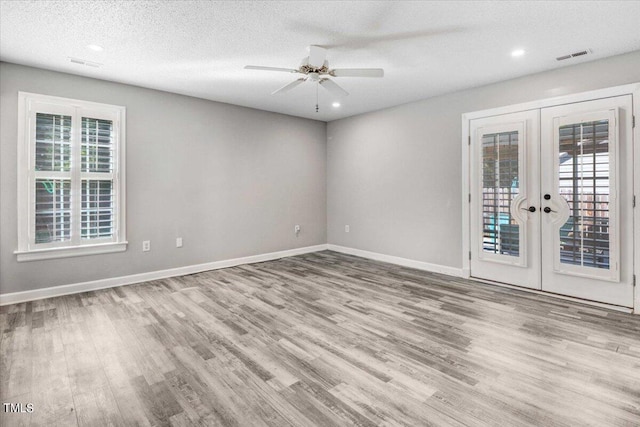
xmin=245 ymin=45 xmax=383 ymax=107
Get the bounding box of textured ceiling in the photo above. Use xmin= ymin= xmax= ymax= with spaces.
xmin=1 ymin=1 xmax=640 ymax=121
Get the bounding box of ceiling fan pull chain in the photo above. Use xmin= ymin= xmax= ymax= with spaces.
xmin=316 ymin=81 xmax=319 ymax=113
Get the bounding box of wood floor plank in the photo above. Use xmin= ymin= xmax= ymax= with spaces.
xmin=2 ymin=250 xmax=640 ymax=426
xmin=73 ymin=384 xmax=124 ymax=426
xmin=30 ymin=334 xmax=75 ymax=426
xmin=1 ymin=326 xmax=33 ymax=401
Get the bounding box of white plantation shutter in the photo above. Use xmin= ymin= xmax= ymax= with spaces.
xmin=33 ymin=112 xmax=73 ymax=244
xmin=81 ymin=117 xmax=116 ymax=240
xmin=16 ymin=93 xmax=127 ymax=261
xmin=35 ymin=178 xmax=72 ymax=243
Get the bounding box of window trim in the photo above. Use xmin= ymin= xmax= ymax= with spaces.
xmin=15 ymin=92 xmax=127 ymax=262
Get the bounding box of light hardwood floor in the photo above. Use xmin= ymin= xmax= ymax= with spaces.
xmin=1 ymin=251 xmax=639 ymax=426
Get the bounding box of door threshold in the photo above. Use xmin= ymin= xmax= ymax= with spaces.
xmin=470 ymin=276 xmax=633 ymax=313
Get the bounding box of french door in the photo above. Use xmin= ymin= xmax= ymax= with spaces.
xmin=470 ymin=95 xmax=634 ymax=307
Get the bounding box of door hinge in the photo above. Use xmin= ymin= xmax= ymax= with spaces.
xmin=468 ymin=135 xmax=471 ymax=145
xmin=633 ymin=115 xmax=636 ymax=128
xmin=468 ymin=193 xmax=471 ymax=203
xmin=634 ymin=275 xmax=636 ymax=287
xmin=634 ymin=195 xmax=636 ymax=208
xmin=469 ymin=251 xmax=472 ymax=260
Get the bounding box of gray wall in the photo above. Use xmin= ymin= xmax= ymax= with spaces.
xmin=1 ymin=62 xmax=327 ymax=294
xmin=3 ymin=50 xmax=639 ymax=295
xmin=327 ymin=50 xmax=640 ymax=269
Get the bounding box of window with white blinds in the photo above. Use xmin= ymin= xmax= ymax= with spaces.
xmin=16 ymin=92 xmax=127 ymax=261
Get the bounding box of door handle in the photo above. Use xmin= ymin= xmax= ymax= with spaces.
xmin=543 ymin=207 xmax=556 ymax=213
xmin=521 ymin=206 xmax=536 ymax=213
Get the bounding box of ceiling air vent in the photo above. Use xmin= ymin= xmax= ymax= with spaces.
xmin=68 ymin=57 xmax=102 ymax=68
xmin=556 ymin=50 xmax=591 ymax=61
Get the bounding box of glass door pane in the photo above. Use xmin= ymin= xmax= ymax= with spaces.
xmin=482 ymin=131 xmax=520 ymax=257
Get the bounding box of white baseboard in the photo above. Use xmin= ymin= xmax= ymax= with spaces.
xmin=0 ymin=244 xmax=329 ymax=306
xmin=4 ymin=243 xmax=634 ymax=315
xmin=326 ymin=244 xmax=464 ymax=277
xmin=326 ymin=245 xmax=637 ymax=314
xmin=470 ymin=277 xmax=633 ymax=314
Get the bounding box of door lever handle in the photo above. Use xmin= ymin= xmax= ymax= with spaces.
xmin=521 ymin=206 xmax=536 ymax=213
xmin=543 ymin=207 xmax=556 ymax=213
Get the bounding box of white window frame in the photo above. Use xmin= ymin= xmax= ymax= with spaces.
xmin=15 ymin=92 xmax=127 ymax=262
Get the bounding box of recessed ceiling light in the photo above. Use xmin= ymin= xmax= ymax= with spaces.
xmin=87 ymin=44 xmax=103 ymax=52
xmin=332 ymin=102 xmax=341 ymax=108
xmin=511 ymin=49 xmax=525 ymax=58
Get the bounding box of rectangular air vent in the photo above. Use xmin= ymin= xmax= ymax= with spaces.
xmin=68 ymin=57 xmax=102 ymax=68
xmin=556 ymin=50 xmax=591 ymax=61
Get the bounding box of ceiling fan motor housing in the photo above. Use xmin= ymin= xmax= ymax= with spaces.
xmin=299 ymin=63 xmax=329 ymax=76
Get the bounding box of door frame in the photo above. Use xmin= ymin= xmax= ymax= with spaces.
xmin=461 ymin=82 xmax=640 ymax=314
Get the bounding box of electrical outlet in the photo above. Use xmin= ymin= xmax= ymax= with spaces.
xmin=176 ymin=237 xmax=183 ymax=248
xmin=345 ymin=225 xmax=350 ymax=233
xmin=294 ymin=225 xmax=301 ymax=235
xmin=142 ymin=240 xmax=151 ymax=252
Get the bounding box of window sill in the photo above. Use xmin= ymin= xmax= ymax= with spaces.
xmin=14 ymin=242 xmax=128 ymax=262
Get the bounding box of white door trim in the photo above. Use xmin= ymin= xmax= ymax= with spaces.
xmin=461 ymin=82 xmax=640 ymax=314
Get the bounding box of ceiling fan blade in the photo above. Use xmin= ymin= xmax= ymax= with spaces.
xmin=245 ymin=65 xmax=299 ymax=73
xmin=331 ymin=68 xmax=384 ymax=78
xmin=271 ymin=78 xmax=306 ymax=95
xmin=308 ymin=45 xmax=327 ymax=68
xmin=319 ymin=79 xmax=349 ymax=97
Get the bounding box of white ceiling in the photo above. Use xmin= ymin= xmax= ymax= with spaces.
xmin=2 ymin=1 xmax=640 ymax=122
